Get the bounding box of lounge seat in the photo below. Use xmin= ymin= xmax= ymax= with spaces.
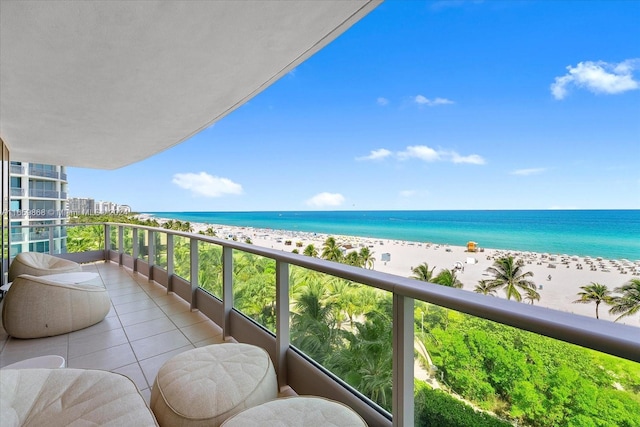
xmin=0 ymin=368 xmax=158 ymax=426
xmin=8 ymin=252 xmax=82 ymax=282
xmin=2 ymin=274 xmax=110 ymax=339
xmin=151 ymin=343 xmax=277 ymax=426
xmin=221 ymin=396 xmax=368 ymax=426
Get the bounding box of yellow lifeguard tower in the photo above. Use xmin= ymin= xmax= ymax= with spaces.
xmin=467 ymin=241 xmax=478 ymax=252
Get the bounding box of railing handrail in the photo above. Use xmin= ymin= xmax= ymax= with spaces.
xmin=98 ymin=222 xmax=640 ymax=363
xmin=14 ymin=220 xmax=640 ymax=426
xmin=14 ymin=220 xmax=640 ymax=364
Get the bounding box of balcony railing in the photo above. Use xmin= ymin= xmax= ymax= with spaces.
xmin=28 ymin=167 xmax=59 ymax=179
xmin=10 ymin=188 xmax=25 ymax=197
xmin=9 ymin=226 xmax=67 ymax=244
xmin=10 ymin=164 xmax=24 ymax=174
xmin=28 ymin=189 xmax=60 ymax=198
xmin=60 ymin=172 xmax=67 ymax=181
xmin=10 ymin=222 xmax=640 ymax=427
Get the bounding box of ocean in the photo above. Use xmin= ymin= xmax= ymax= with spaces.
xmin=144 ymin=210 xmax=640 ymax=261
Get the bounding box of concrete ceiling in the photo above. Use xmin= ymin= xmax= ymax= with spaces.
xmin=0 ymin=1 xmax=380 ymax=169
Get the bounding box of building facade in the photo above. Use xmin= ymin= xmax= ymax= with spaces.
xmin=9 ymin=162 xmax=68 ymax=255
xmin=68 ymin=198 xmax=132 ymax=215
xmin=67 ymin=197 xmax=95 ymax=215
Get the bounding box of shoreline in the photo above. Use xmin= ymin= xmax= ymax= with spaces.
xmin=140 ymin=215 xmax=640 ymax=326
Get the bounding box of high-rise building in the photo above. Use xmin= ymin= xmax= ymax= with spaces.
xmin=67 ymin=197 xmax=95 ymax=215
xmin=9 ymin=162 xmax=68 ymax=254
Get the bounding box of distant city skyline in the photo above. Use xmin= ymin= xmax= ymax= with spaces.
xmin=67 ymin=197 xmax=131 ymax=215
xmin=67 ymin=1 xmax=640 ymax=211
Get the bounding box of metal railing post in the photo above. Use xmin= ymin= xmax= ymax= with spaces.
xmin=275 ymin=260 xmax=290 ymax=390
xmin=104 ymin=224 xmax=110 ymax=260
xmin=48 ymin=226 xmax=54 ymax=254
xmin=190 ymin=238 xmax=198 ymax=310
xmin=167 ymin=233 xmax=174 ymax=293
xmin=118 ymin=226 xmax=124 ymax=265
xmin=222 ymin=246 xmax=234 ymax=339
xmin=393 ymin=294 xmax=414 ymax=427
xmin=148 ymin=231 xmax=155 ymax=281
xmin=132 ymin=228 xmax=139 ymax=272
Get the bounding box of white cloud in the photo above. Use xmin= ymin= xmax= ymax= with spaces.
xmin=511 ymin=168 xmax=546 ymax=176
xmin=450 ymin=152 xmax=486 ymax=165
xmin=357 ymin=148 xmax=392 ymax=161
xmin=398 ymin=145 xmax=441 ymax=161
xmin=414 ymin=95 xmax=455 ymax=106
xmin=306 ymin=192 xmax=345 ymax=208
xmin=377 ymin=97 xmax=389 ymax=106
xmin=358 ymin=145 xmax=485 ymax=166
xmin=551 ymin=59 xmax=640 ymax=100
xmin=172 ymin=172 xmax=243 ymax=197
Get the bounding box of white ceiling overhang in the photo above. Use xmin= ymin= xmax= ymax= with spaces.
xmin=0 ymin=1 xmax=380 ymax=169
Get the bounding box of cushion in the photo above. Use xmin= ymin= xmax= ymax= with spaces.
xmin=2 ymin=274 xmax=111 ymax=338
xmin=8 ymin=252 xmax=82 ymax=281
xmin=221 ymin=396 xmax=368 ymax=427
xmin=151 ymin=343 xmax=277 ymax=427
xmin=0 ymin=368 xmax=158 ymax=426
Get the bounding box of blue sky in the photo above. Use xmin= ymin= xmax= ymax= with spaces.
xmin=68 ymin=0 xmax=640 ymax=212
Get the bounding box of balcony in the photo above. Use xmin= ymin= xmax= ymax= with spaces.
xmin=0 ymin=261 xmax=226 ymax=405
xmin=28 ymin=189 xmax=60 ymax=199
xmin=10 ymin=164 xmax=24 ymax=175
xmin=28 ymin=167 xmax=59 ymax=179
xmin=10 ymin=188 xmax=24 ymax=197
xmin=1 ymin=222 xmax=639 ymax=427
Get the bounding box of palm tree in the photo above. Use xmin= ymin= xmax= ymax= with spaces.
xmin=359 ymin=247 xmax=375 ymax=269
xmin=411 ymin=262 xmax=436 ymax=282
xmin=473 ymin=280 xmax=501 ymax=296
xmin=485 ymin=256 xmax=535 ymax=302
xmin=523 ymin=286 xmax=541 ymax=305
xmin=290 ymin=282 xmax=340 ymax=363
xmin=321 ymin=237 xmax=343 ymax=262
xmin=303 ymin=244 xmax=318 ymax=257
xmin=344 ymin=251 xmax=361 ymax=267
xmin=572 ymin=282 xmax=612 ymax=319
xmin=432 ymin=269 xmax=463 ymax=288
xmin=609 ymin=279 xmax=640 ymax=322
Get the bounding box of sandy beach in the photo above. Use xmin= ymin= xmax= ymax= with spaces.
xmin=146 ymin=217 xmax=640 ymax=326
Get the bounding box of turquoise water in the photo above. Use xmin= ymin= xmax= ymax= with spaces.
xmin=144 ymin=210 xmax=640 ymax=260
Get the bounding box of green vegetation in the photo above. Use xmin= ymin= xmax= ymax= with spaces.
xmin=65 ymin=224 xmax=640 ymax=426
xmin=573 ymin=282 xmax=613 ymax=319
xmin=415 ymin=383 xmax=512 ymax=427
xmin=484 ymin=256 xmax=537 ymax=302
xmin=422 ymin=308 xmax=640 ymax=426
xmin=609 ymin=279 xmax=640 ymax=322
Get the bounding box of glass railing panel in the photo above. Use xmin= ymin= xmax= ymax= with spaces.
xmin=197 ymin=241 xmax=223 ymax=299
xmin=154 ymin=232 xmax=168 ymax=269
xmin=137 ymin=229 xmax=148 ymax=261
xmin=28 ymin=226 xmax=49 ymax=241
xmin=122 ymin=227 xmax=133 ymax=256
xmin=413 ymin=302 xmax=640 ymax=426
xmin=289 ymin=266 xmax=393 ymax=412
xmin=173 ymin=235 xmax=190 ymax=282
xmin=232 ymin=250 xmax=276 ymax=333
xmin=109 ymin=226 xmax=117 ymax=250
xmin=66 ymin=224 xmax=105 ymax=253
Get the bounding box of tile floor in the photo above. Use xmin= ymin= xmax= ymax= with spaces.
xmin=0 ymin=261 xmax=225 ymax=404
